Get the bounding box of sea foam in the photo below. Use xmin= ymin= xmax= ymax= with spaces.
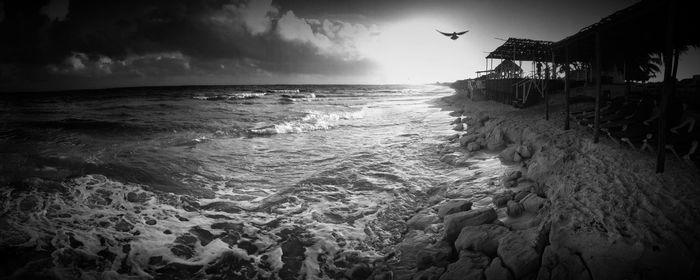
xmin=249 ymin=107 xmax=367 ymax=135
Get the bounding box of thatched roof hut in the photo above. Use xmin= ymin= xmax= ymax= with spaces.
xmin=493 ymin=59 xmax=523 ymax=79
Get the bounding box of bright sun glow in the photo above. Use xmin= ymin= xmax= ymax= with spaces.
xmin=362 ymin=17 xmax=478 ymax=84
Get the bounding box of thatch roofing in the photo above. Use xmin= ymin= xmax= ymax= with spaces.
xmin=552 ymin=0 xmax=700 ymax=63
xmin=494 ymin=59 xmax=522 ymax=73
xmin=486 ymin=38 xmax=553 ymax=62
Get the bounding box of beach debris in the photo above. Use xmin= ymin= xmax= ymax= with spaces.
xmin=443 ymin=208 xmax=497 ymax=243
xmin=437 ymin=199 xmax=473 ymax=218
xmin=454 ymin=224 xmax=509 ymax=256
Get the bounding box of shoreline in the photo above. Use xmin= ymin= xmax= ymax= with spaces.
xmin=361 ymin=91 xmax=700 ymax=279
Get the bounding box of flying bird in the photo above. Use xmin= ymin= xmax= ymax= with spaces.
xmin=436 ymin=29 xmax=469 ymax=40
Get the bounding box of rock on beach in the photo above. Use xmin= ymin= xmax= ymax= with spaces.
xmin=443 ymin=208 xmax=497 ymax=243
xmin=454 ymin=224 xmax=510 ymax=256
xmin=437 ymin=200 xmax=473 ymax=218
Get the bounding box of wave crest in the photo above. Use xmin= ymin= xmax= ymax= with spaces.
xmin=249 ymin=108 xmax=366 ymax=135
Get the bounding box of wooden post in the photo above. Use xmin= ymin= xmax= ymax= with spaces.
xmin=657 ymin=1 xmax=676 ymax=173
xmin=545 ymin=54 xmax=552 ymax=120
xmin=564 ymin=46 xmax=570 ymax=130
xmin=594 ymin=32 xmax=602 ymax=143
xmin=671 ymin=48 xmax=679 ymax=98
xmin=623 ymin=61 xmax=630 ymax=96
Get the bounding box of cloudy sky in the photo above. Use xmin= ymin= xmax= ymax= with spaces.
xmin=0 ymin=0 xmax=698 ymax=91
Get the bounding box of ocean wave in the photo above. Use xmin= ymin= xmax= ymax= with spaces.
xmin=279 ymin=93 xmax=316 ymax=103
xmin=267 ymin=89 xmax=300 ymax=94
xmin=248 ymin=108 xmax=366 ymax=135
xmin=192 ymin=92 xmax=266 ymax=101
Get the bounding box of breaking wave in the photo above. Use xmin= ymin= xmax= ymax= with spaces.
xmin=192 ymin=92 xmax=266 ymax=101
xmin=248 ymin=108 xmax=367 ymax=135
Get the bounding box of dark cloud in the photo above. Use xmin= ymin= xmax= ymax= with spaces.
xmin=0 ymin=0 xmax=378 ymax=91
xmin=2 ymin=0 xmax=660 ymax=91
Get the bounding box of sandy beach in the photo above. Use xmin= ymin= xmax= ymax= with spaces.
xmin=371 ymin=90 xmax=700 ymax=280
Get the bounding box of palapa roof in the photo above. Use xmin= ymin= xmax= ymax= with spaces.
xmin=552 ymin=0 xmax=700 ymax=63
xmin=486 ymin=38 xmax=553 ymax=62
xmin=494 ymin=59 xmax=522 ymax=73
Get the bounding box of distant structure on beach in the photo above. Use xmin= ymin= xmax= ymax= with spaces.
xmin=452 ymin=0 xmax=699 ymax=173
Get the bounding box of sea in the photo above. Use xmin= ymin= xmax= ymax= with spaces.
xmin=0 ymin=84 xmax=503 ymax=279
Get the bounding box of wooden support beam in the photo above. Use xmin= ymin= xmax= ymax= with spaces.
xmin=545 ymin=53 xmax=552 ymax=120
xmin=564 ymin=47 xmax=570 ymax=130
xmin=594 ymin=32 xmax=602 ymax=143
xmin=657 ymin=1 xmax=676 ymax=173
xmin=624 ymin=61 xmax=631 ymax=96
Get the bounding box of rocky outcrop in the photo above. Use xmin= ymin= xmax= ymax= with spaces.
xmin=520 ymin=193 xmax=546 ymax=213
xmin=437 ymin=200 xmax=473 ymax=218
xmin=414 ymin=266 xmax=445 ymax=280
xmin=454 ymin=224 xmax=509 ymax=256
xmin=407 ymin=210 xmax=441 ymax=231
xmin=497 ymin=231 xmax=540 ymax=279
xmin=443 ymin=208 xmax=497 ymax=243
xmin=466 ymin=142 xmax=481 ymax=152
xmin=417 ymin=240 xmax=454 ymax=269
xmin=498 ymin=145 xmax=532 ymax=163
xmin=439 ymin=251 xmax=490 ymax=280
xmin=485 ymin=257 xmax=514 ymax=280
xmin=395 ymin=230 xmax=433 ymax=270
xmin=459 ymin=134 xmax=479 ymax=147
xmin=492 ymin=191 xmax=514 ymax=208
xmin=506 ymin=201 xmax=524 ymax=218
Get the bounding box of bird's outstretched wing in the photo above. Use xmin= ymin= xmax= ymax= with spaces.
xmin=456 ymin=30 xmax=469 ymax=35
xmin=436 ymin=29 xmax=452 ymax=36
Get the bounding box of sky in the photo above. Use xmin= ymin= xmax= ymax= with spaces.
xmin=0 ymin=0 xmax=698 ymax=91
